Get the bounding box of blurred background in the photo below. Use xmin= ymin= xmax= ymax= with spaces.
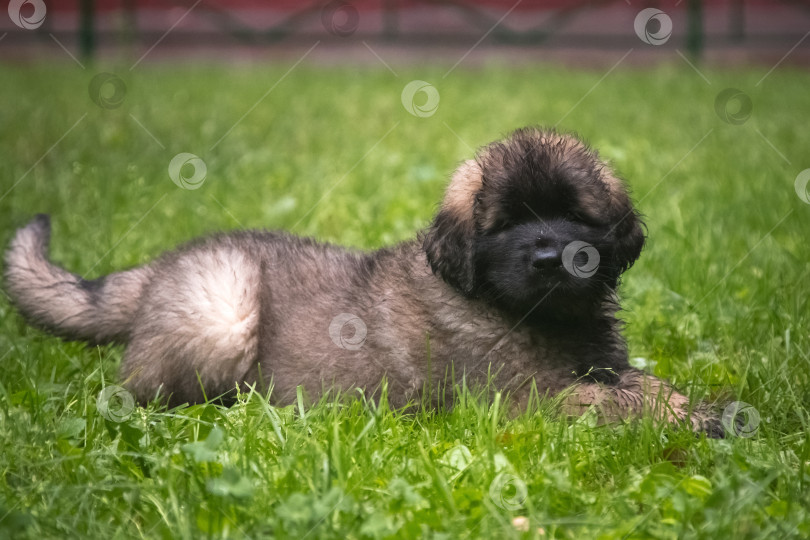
xmin=2 ymin=1 xmax=809 ymax=67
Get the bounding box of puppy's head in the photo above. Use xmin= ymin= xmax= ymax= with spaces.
xmin=423 ymin=127 xmax=645 ymax=317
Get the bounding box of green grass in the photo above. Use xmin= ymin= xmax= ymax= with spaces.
xmin=1 ymin=61 xmax=809 ymax=538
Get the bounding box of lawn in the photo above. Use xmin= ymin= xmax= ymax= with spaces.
xmin=0 ymin=61 xmax=808 ymax=539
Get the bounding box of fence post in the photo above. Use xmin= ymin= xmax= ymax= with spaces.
xmin=686 ymin=0 xmax=704 ymax=60
xmin=79 ymin=0 xmax=95 ymax=62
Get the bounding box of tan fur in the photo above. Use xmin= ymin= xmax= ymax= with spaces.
xmin=442 ymin=160 xmax=483 ymax=217
xmin=121 ymin=246 xmax=262 ymax=401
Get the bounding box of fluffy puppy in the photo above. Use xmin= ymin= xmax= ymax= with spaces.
xmin=4 ymin=127 xmax=721 ymax=435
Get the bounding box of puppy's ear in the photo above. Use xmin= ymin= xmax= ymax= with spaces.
xmin=612 ymin=207 xmax=646 ymax=274
xmin=422 ymin=160 xmax=482 ymax=294
xmin=593 ymin=167 xmax=646 ymax=276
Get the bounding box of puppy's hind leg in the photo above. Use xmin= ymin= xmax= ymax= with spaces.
xmin=120 ymin=246 xmax=264 ymax=406
xmin=562 ymin=369 xmax=724 ymax=437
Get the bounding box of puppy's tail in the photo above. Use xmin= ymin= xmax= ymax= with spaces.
xmin=4 ymin=215 xmax=151 ymax=345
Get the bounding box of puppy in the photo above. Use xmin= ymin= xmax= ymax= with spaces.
xmin=4 ymin=127 xmax=722 ymax=435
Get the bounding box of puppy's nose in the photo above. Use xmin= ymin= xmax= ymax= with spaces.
xmin=531 ymin=247 xmax=561 ymax=269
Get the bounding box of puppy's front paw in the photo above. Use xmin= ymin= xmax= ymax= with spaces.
xmin=697 ymin=414 xmax=726 ymax=439
xmin=679 ymin=406 xmax=726 ymax=439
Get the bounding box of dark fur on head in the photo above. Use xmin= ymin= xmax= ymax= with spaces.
xmin=423 ymin=127 xmax=646 ymax=319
